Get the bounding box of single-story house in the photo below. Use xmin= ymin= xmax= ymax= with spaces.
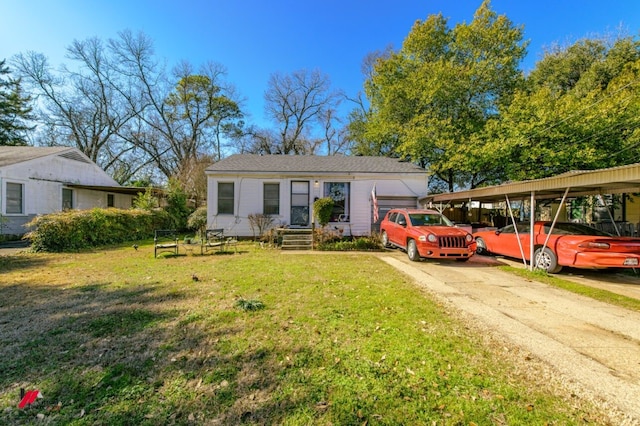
xmin=205 ymin=154 xmax=429 ymax=238
xmin=0 ymin=146 xmax=137 ymax=236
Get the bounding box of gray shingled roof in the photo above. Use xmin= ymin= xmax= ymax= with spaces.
xmin=0 ymin=146 xmax=75 ymax=167
xmin=206 ymin=154 xmax=425 ymax=174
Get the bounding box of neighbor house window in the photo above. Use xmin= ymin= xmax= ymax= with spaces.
xmin=62 ymin=188 xmax=73 ymax=210
xmin=107 ymin=194 xmax=115 ymax=207
xmin=263 ymin=183 xmax=280 ymax=215
xmin=218 ymin=182 xmax=234 ymax=215
xmin=324 ymin=182 xmax=350 ymax=222
xmin=5 ymin=182 xmax=24 ymax=214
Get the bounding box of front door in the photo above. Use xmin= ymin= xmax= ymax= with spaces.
xmin=290 ymin=181 xmax=310 ymax=227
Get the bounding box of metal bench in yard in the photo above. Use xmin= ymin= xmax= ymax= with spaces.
xmin=201 ymin=228 xmax=237 ymax=254
xmin=154 ymin=229 xmax=179 ymax=258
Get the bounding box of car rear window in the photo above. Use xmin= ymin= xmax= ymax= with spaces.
xmin=543 ymin=222 xmax=612 ymax=236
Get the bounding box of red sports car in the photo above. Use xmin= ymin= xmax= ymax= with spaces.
xmin=380 ymin=208 xmax=476 ymax=262
xmin=473 ymin=221 xmax=640 ymax=273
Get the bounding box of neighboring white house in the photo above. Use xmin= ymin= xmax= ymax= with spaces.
xmin=0 ymin=146 xmax=137 ymax=236
xmin=205 ymin=154 xmax=429 ymax=238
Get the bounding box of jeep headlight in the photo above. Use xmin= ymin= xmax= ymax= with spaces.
xmin=427 ymin=234 xmax=437 ymax=243
xmin=466 ymin=234 xmax=473 ymax=242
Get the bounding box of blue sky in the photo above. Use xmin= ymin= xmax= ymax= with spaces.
xmin=2 ymin=0 xmax=639 ymax=126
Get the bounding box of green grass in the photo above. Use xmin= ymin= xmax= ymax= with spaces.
xmin=0 ymin=243 xmax=604 ymax=424
xmin=501 ymin=265 xmax=640 ymax=312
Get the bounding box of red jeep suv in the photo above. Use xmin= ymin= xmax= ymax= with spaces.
xmin=380 ymin=208 xmax=476 ymax=262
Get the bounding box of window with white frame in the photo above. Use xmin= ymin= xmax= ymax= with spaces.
xmin=5 ymin=182 xmax=24 ymax=214
xmin=218 ymin=182 xmax=234 ymax=215
xmin=324 ymin=182 xmax=350 ymax=222
xmin=263 ymin=183 xmax=280 ymax=215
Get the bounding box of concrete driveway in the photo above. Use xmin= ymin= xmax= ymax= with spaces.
xmin=379 ymin=250 xmax=640 ymax=424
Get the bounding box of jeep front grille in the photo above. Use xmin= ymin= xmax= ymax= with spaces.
xmin=439 ymin=236 xmax=467 ymax=248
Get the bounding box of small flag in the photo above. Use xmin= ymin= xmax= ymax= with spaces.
xmin=371 ymin=184 xmax=379 ymax=223
xmin=18 ymin=389 xmax=42 ymax=409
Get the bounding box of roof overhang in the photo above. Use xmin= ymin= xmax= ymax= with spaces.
xmin=421 ymin=162 xmax=640 ymax=205
xmin=67 ymin=184 xmax=164 ymax=196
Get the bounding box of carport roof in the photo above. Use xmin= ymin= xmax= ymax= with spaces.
xmin=421 ymin=162 xmax=640 ymax=205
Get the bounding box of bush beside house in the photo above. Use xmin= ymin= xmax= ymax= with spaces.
xmin=26 ymin=208 xmax=172 ymax=252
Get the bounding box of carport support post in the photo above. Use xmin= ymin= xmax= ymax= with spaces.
xmin=505 ymin=194 xmax=528 ymax=268
xmin=530 ymin=191 xmax=535 ymax=271
xmin=540 ymin=187 xmax=571 ymax=254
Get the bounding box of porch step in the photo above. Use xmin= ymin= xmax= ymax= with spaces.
xmin=280 ymin=228 xmax=313 ymax=250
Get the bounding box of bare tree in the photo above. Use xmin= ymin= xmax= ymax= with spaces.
xmin=318 ymin=107 xmax=353 ymax=155
xmin=12 ymin=39 xmax=147 ymax=182
xmin=110 ymin=31 xmax=244 ymax=178
xmin=263 ymin=68 xmax=342 ymax=154
xmin=173 ymin=154 xmax=213 ymax=206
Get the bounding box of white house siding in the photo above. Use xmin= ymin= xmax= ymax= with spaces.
xmin=0 ymin=148 xmax=134 ymax=237
xmin=207 ymin=173 xmax=427 ymax=238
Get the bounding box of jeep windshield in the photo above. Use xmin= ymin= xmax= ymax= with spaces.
xmin=409 ymin=213 xmax=453 ymax=227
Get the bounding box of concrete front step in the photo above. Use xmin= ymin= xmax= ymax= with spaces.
xmin=279 ymin=228 xmax=314 ymax=250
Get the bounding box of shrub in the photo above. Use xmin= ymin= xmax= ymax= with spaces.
xmin=313 ymin=197 xmax=334 ymax=228
xmin=187 ymin=206 xmax=208 ymax=239
xmin=316 ymin=235 xmax=383 ymax=251
xmin=25 ymin=208 xmax=172 ymax=252
xmin=248 ymin=213 xmax=275 ymax=241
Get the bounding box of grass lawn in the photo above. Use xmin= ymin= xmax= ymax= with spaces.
xmin=0 ymin=242 xmax=602 ymax=425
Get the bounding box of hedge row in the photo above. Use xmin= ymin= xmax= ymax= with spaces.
xmin=25 ymin=208 xmax=173 ymax=252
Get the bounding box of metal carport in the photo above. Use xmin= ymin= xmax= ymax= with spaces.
xmin=420 ymin=162 xmax=640 ymax=270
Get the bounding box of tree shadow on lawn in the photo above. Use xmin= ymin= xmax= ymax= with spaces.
xmin=0 ymin=279 xmax=299 ymax=424
xmin=0 ymin=253 xmax=55 ymax=274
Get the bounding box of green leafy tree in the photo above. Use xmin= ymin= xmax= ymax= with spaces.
xmin=165 ymin=178 xmax=192 ymax=230
xmin=133 ymin=187 xmax=159 ymax=210
xmin=494 ymin=35 xmax=640 ymax=180
xmin=353 ymin=0 xmax=526 ymax=191
xmin=0 ymin=59 xmax=33 ymax=146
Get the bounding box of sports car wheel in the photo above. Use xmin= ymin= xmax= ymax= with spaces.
xmin=407 ymin=239 xmax=421 ymax=262
xmin=475 ymin=237 xmax=489 ymax=255
xmin=381 ymin=231 xmax=390 ymax=248
xmin=534 ymin=247 xmax=562 ymax=274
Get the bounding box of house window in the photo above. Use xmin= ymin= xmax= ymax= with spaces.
xmin=324 ymin=182 xmax=350 ymax=222
xmin=263 ymin=183 xmax=280 ymax=215
xmin=107 ymin=194 xmax=115 ymax=207
xmin=62 ymin=188 xmax=73 ymax=210
xmin=5 ymin=182 xmax=24 ymax=214
xmin=218 ymin=182 xmax=234 ymax=215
